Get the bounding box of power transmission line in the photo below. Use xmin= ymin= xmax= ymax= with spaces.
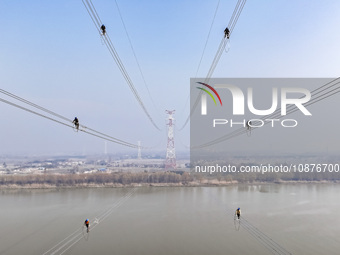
xmin=0 ymin=89 xmax=140 ymax=148
xmin=192 ymin=78 xmax=340 ymax=148
xmin=114 ymin=0 xmax=162 ymax=118
xmin=180 ymin=0 xmax=221 ymax=121
xmin=208 ymin=190 xmax=292 ymax=255
xmin=179 ymin=0 xmax=247 ymax=131
xmin=82 ymin=0 xmax=162 ymax=131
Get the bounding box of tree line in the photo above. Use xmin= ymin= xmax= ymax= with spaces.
xmin=0 ymin=172 xmax=194 ymax=186
xmin=0 ymin=170 xmax=338 ymax=187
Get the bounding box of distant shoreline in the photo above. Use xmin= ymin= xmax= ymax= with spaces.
xmin=1 ymin=171 xmax=339 ymax=190
xmin=0 ymin=179 xmax=338 ymax=190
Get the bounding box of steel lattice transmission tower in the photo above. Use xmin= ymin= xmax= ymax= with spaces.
xmin=165 ymin=110 xmax=176 ymax=170
xmin=137 ymin=141 xmax=142 ymax=160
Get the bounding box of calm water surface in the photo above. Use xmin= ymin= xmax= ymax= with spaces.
xmin=0 ymin=184 xmax=339 ymax=255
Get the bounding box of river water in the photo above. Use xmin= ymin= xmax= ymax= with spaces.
xmin=0 ymin=184 xmax=339 ymax=255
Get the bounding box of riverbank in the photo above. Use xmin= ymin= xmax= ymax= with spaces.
xmin=0 ymin=179 xmax=338 ymax=189
xmin=1 ymin=170 xmax=339 ymax=189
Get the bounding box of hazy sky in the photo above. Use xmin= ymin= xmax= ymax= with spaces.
xmin=1 ymin=0 xmax=340 ymax=156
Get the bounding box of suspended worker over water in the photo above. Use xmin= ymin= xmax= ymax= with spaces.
xmin=84 ymin=218 xmax=90 ymax=233
xmin=235 ymin=208 xmax=241 ymax=219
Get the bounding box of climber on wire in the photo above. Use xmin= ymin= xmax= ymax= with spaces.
xmin=101 ymin=24 xmax=106 ymax=35
xmin=224 ymin=27 xmax=230 ymax=39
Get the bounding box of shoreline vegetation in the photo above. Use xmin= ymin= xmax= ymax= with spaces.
xmin=0 ymin=171 xmax=339 ymax=189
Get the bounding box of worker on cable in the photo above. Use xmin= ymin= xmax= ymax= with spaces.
xmin=224 ymin=27 xmax=230 ymax=39
xmin=246 ymin=120 xmax=252 ymax=131
xmin=235 ymin=208 xmax=241 ymax=219
xmin=84 ymin=218 xmax=90 ymax=232
xmin=101 ymin=24 xmax=106 ymax=35
xmin=73 ymin=117 xmax=79 ymax=131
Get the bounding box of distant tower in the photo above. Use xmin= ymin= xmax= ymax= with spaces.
xmin=165 ymin=110 xmax=176 ymax=170
xmin=137 ymin=141 xmax=142 ymax=160
xmin=104 ymin=141 xmax=107 ymax=155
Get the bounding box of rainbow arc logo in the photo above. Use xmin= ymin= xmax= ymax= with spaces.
xmin=196 ymin=82 xmax=222 ymax=106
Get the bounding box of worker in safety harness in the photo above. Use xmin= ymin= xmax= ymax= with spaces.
xmin=235 ymin=208 xmax=241 ymax=219
xmin=224 ymin=27 xmax=230 ymax=39
xmin=84 ymin=218 xmax=90 ymax=232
